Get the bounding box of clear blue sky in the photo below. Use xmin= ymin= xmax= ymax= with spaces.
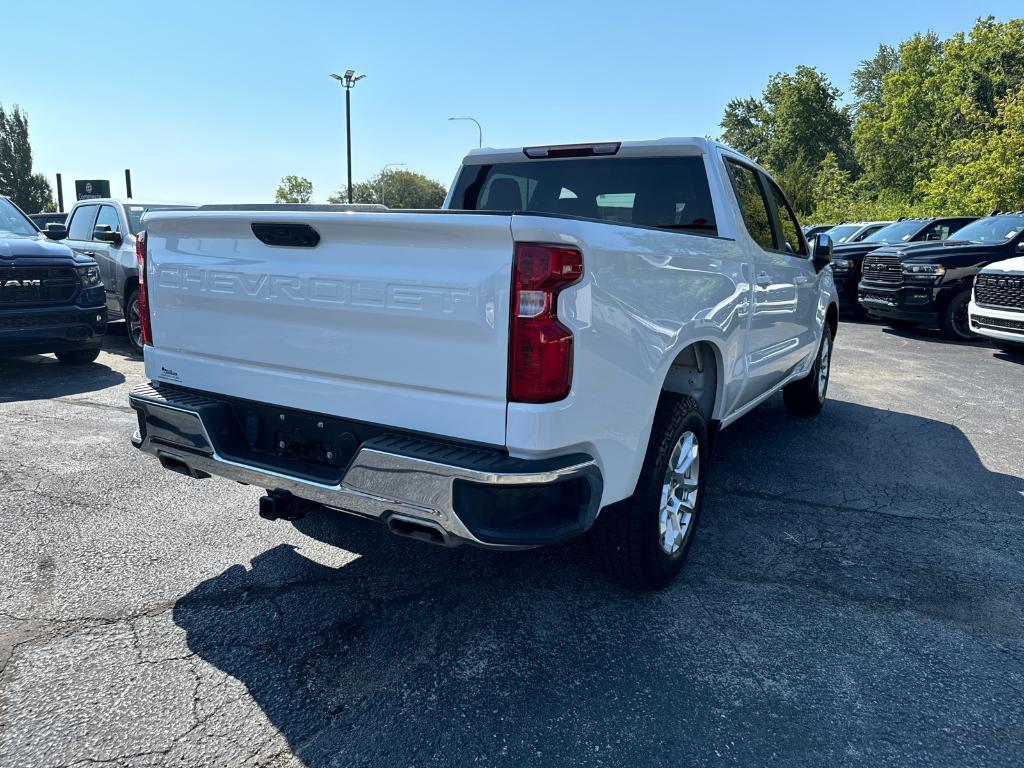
xmin=3 ymin=0 xmax=1019 ymax=205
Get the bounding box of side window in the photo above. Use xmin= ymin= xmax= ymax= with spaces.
xmin=67 ymin=205 xmax=98 ymax=241
xmin=725 ymin=160 xmax=774 ymax=250
xmin=94 ymin=205 xmax=122 ymax=238
xmin=855 ymin=225 xmax=883 ymax=241
xmin=763 ymin=177 xmax=808 ymax=256
xmin=920 ymin=221 xmax=952 ymax=241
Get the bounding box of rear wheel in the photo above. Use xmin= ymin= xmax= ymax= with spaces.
xmin=591 ymin=395 xmax=707 ymax=589
xmin=126 ymin=288 xmax=144 ymax=354
xmin=56 ymin=348 xmax=100 ymax=365
xmin=941 ymin=291 xmax=976 ymax=341
xmin=783 ymin=327 xmax=833 ymax=415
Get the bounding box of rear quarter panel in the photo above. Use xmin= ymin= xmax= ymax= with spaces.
xmin=506 ymin=214 xmax=751 ymax=505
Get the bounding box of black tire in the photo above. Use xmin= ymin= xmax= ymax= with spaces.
xmin=590 ymin=394 xmax=707 ymax=589
xmin=940 ymin=291 xmax=976 ymax=341
xmin=55 ymin=347 xmax=100 ymax=365
xmin=783 ymin=326 xmax=833 ymax=415
xmin=125 ymin=288 xmax=144 ymax=354
xmin=887 ymin=319 xmax=919 ymax=330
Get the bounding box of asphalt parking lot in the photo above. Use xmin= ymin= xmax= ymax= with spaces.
xmin=1 ymin=321 xmax=1022 ymax=767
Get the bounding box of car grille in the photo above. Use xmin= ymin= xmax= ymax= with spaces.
xmin=0 ymin=312 xmax=82 ymax=331
xmin=972 ymin=314 xmax=1024 ymax=335
xmin=974 ymin=273 xmax=1024 ymax=310
xmin=860 ymin=254 xmax=903 ymax=287
xmin=0 ymin=266 xmax=78 ymax=306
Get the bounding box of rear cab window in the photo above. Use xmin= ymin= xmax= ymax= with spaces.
xmin=451 ymin=156 xmax=718 ymax=236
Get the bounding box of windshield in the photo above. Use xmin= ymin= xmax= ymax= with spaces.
xmin=0 ymin=198 xmax=38 ymax=237
xmin=124 ymin=204 xmax=189 ymax=233
xmin=451 ymin=156 xmax=718 ymax=235
xmin=862 ymin=220 xmax=924 ymax=244
xmin=825 ymin=224 xmax=862 ymax=243
xmin=946 ymin=215 xmax=1024 ymax=244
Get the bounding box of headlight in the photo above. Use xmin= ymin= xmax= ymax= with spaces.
xmin=902 ymin=263 xmax=945 ymax=277
xmin=76 ymin=265 xmax=102 ymax=287
xmin=831 ymin=258 xmax=852 ymax=272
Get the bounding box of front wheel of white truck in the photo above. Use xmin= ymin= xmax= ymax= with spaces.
xmin=591 ymin=394 xmax=707 ymax=589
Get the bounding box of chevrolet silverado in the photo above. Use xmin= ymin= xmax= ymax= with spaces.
xmin=128 ymin=138 xmax=839 ymax=587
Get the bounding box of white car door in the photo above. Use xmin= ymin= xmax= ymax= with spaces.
xmin=722 ymin=159 xmax=800 ymax=406
xmin=759 ymin=173 xmax=819 ymax=377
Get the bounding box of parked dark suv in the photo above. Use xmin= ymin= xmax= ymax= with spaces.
xmin=831 ymin=216 xmax=976 ymax=316
xmin=0 ymin=196 xmax=107 ymax=363
xmin=858 ymin=212 xmax=1024 ymax=340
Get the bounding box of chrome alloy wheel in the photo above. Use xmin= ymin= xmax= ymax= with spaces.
xmin=659 ymin=431 xmax=699 ymax=555
xmin=817 ymin=332 xmax=831 ymax=399
xmin=128 ymin=298 xmax=143 ymax=350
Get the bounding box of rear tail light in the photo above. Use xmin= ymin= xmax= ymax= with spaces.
xmin=508 ymin=243 xmax=583 ymax=403
xmin=135 ymin=230 xmax=153 ymax=346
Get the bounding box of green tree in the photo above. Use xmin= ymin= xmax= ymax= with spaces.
xmin=328 ymin=168 xmax=447 ymax=208
xmin=850 ymin=44 xmax=899 ymax=110
xmin=809 ymin=153 xmax=854 ymax=223
xmin=274 ymin=175 xmax=313 ymax=204
xmin=918 ymin=87 xmax=1024 ymax=214
xmin=852 ymin=32 xmax=944 ymax=200
xmin=852 ymin=19 xmax=1024 ymax=209
xmin=0 ymin=104 xmax=55 ymax=214
xmin=721 ymin=65 xmax=855 ymax=215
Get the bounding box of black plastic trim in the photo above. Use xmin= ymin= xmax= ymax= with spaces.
xmin=251 ymin=222 xmax=320 ymax=248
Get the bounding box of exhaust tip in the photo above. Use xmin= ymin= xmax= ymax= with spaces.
xmin=387 ymin=514 xmax=450 ymax=546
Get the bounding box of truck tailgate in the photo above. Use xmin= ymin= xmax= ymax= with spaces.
xmin=142 ymin=211 xmax=514 ymax=446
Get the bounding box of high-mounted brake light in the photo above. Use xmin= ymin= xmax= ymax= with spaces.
xmin=135 ymin=230 xmax=153 ymax=347
xmin=523 ymin=142 xmax=621 ymax=159
xmin=508 ymin=243 xmax=584 ymax=403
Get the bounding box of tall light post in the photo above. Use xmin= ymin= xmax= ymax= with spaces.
xmin=448 ymin=116 xmax=482 ymax=148
xmin=380 ymin=163 xmax=406 ymax=206
xmin=330 ymin=69 xmax=366 ymax=203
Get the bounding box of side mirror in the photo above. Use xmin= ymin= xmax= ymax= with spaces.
xmin=93 ymin=225 xmax=123 ymax=246
xmin=43 ymin=223 xmax=67 ymax=240
xmin=1016 ymin=241 xmax=1024 ymax=254
xmin=811 ymin=233 xmax=833 ymax=272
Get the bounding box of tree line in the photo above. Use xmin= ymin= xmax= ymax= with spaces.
xmin=275 ymin=168 xmax=447 ymax=208
xmin=721 ymin=16 xmax=1024 ymax=223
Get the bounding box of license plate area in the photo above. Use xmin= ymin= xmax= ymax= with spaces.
xmin=860 ymin=292 xmax=895 ymax=306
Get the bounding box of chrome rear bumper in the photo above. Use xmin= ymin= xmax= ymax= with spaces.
xmin=129 ymin=382 xmax=602 ymax=549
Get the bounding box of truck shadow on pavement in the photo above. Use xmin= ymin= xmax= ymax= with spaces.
xmin=0 ymin=354 xmax=124 ymax=402
xmin=172 ymin=398 xmax=1024 ymax=766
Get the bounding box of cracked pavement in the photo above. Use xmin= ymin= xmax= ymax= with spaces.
xmin=0 ymin=321 xmax=1022 ymax=767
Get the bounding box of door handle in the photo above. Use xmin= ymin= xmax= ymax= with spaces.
xmin=755 ymin=272 xmax=773 ymax=287
xmin=794 ymin=274 xmax=809 ymax=285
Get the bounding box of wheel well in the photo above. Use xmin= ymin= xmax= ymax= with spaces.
xmin=661 ymin=341 xmax=720 ymax=422
xmin=123 ymin=276 xmax=139 ymax=309
xmin=826 ymin=303 xmax=838 ymax=339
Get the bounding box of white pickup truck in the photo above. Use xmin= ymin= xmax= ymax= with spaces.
xmin=129 ymin=138 xmax=839 ymax=587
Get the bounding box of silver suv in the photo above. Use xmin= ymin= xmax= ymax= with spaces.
xmin=61 ymin=199 xmax=195 ymax=352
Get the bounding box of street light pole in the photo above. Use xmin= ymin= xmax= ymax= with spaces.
xmin=448 ymin=116 xmax=482 ymax=148
xmin=380 ymin=163 xmax=406 ymax=206
xmin=330 ymin=69 xmax=366 ymax=203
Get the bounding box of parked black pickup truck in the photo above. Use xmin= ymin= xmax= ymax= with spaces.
xmin=831 ymin=216 xmax=976 ymax=316
xmin=858 ymin=212 xmax=1024 ymax=340
xmin=0 ymin=196 xmax=108 ymax=363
